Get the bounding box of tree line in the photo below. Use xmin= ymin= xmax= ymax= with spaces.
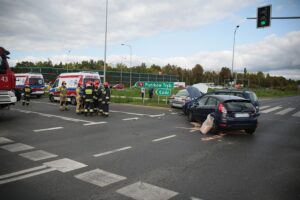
xmin=15 ymin=60 xmax=299 ymax=90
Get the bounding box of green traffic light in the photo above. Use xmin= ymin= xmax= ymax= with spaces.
xmin=261 ymin=20 xmax=266 ymax=25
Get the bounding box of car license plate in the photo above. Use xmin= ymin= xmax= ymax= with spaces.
xmin=235 ymin=113 xmax=249 ymax=118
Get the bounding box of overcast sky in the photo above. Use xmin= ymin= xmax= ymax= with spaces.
xmin=1 ymin=0 xmax=300 ymax=79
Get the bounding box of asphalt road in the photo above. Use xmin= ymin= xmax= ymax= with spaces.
xmin=0 ymin=96 xmax=299 ymax=200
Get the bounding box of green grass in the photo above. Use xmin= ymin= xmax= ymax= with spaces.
xmin=253 ymin=88 xmax=300 ymax=98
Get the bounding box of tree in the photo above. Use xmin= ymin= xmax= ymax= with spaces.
xmin=219 ymin=67 xmax=231 ymax=85
xmin=191 ymin=64 xmax=204 ymax=83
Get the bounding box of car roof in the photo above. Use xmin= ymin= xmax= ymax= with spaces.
xmin=211 ymin=89 xmax=254 ymax=93
xmin=203 ymin=94 xmax=249 ymax=101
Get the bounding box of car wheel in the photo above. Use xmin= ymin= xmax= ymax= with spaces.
xmin=49 ymin=94 xmax=54 ymax=102
xmin=245 ymin=128 xmax=256 ymax=135
xmin=71 ymin=97 xmax=76 ymax=105
xmin=188 ymin=111 xmax=195 ymax=122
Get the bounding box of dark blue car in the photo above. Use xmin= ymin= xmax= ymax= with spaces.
xmin=188 ymin=95 xmax=259 ymax=134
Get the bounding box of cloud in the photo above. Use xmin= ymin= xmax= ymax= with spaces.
xmin=0 ymin=0 xmax=255 ymax=51
xmin=9 ymin=31 xmax=300 ymax=80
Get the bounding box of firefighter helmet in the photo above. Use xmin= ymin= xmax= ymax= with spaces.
xmin=62 ymin=81 xmax=66 ymax=85
xmin=104 ymin=82 xmax=109 ymax=87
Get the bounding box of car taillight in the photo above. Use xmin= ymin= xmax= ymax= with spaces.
xmin=218 ymin=103 xmax=227 ymax=114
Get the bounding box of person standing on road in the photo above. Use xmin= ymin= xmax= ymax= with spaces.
xmin=58 ymin=81 xmax=69 ymax=111
xmin=75 ymin=82 xmax=82 ymax=114
xmin=22 ymin=83 xmax=32 ymax=106
xmin=83 ymin=81 xmax=94 ymax=116
xmin=93 ymin=81 xmax=100 ymax=114
xmin=141 ymin=87 xmax=145 ymax=99
xmin=102 ymin=82 xmax=110 ymax=117
xmin=149 ymin=87 xmax=154 ymax=100
xmin=97 ymin=84 xmax=104 ymax=115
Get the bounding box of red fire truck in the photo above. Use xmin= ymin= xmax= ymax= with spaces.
xmin=0 ymin=47 xmax=19 ymax=109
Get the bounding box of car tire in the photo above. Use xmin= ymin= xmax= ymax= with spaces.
xmin=245 ymin=128 xmax=256 ymax=135
xmin=71 ymin=97 xmax=76 ymax=105
xmin=49 ymin=94 xmax=54 ymax=102
xmin=188 ymin=111 xmax=195 ymax=122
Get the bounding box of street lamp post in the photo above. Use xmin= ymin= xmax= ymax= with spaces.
xmin=103 ymin=0 xmax=108 ymax=83
xmin=67 ymin=50 xmax=71 ymax=72
xmin=121 ymin=43 xmax=132 ymax=87
xmin=231 ymin=25 xmax=239 ymax=86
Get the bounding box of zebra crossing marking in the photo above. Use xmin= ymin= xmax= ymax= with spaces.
xmin=43 ymin=158 xmax=87 ymax=173
xmin=0 ymin=137 xmax=14 ymax=145
xmin=116 ymin=181 xmax=178 ymax=200
xmin=260 ymin=106 xmax=282 ymax=113
xmin=19 ymin=150 xmax=58 ymax=161
xmin=1 ymin=143 xmax=34 ymax=152
xmin=275 ymin=108 xmax=295 ymax=115
xmin=75 ymin=169 xmax=126 ymax=187
xmin=292 ymin=111 xmax=300 ymax=117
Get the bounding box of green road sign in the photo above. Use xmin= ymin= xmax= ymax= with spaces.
xmin=155 ymin=88 xmax=171 ymax=96
xmin=135 ymin=81 xmax=174 ymax=89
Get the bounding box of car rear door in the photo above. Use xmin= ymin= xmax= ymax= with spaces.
xmin=201 ymin=97 xmax=219 ymax=121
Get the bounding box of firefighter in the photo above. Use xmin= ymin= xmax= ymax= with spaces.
xmin=93 ymin=81 xmax=100 ymax=114
xmin=58 ymin=81 xmax=69 ymax=111
xmin=97 ymin=84 xmax=104 ymax=115
xmin=83 ymin=81 xmax=94 ymax=116
xmin=75 ymin=82 xmax=82 ymax=114
xmin=22 ymin=83 xmax=31 ymax=106
xmin=102 ymin=82 xmax=111 ymax=117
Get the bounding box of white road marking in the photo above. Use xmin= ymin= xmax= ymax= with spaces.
xmin=0 ymin=165 xmax=47 ymax=180
xmin=43 ymin=158 xmax=87 ymax=173
xmin=149 ymin=113 xmax=165 ymax=118
xmin=292 ymin=111 xmax=300 ymax=117
xmin=191 ymin=197 xmax=203 ymax=200
xmin=122 ymin=117 xmax=139 ymax=121
xmin=152 ymin=135 xmax=176 ymax=142
xmin=1 ymin=143 xmax=34 ymax=152
xmin=110 ymin=110 xmax=146 ymax=116
xmin=0 ymin=168 xmax=56 ymax=185
xmin=170 ymin=112 xmax=178 ymax=115
xmin=19 ymin=150 xmax=58 ymax=161
xmin=260 ymin=106 xmax=282 ymax=113
xmin=275 ymin=108 xmax=295 ymax=115
xmin=33 ymin=127 xmax=64 ymax=132
xmin=116 ymin=181 xmax=178 ymax=200
xmin=83 ymin=121 xmax=107 ymax=126
xmin=93 ymin=146 xmax=132 ymax=157
xmin=12 ymin=108 xmax=95 ymax=124
xmin=0 ymin=137 xmax=14 ymax=144
xmin=259 ymin=105 xmax=270 ymax=110
xmin=75 ymin=168 xmax=126 ymax=187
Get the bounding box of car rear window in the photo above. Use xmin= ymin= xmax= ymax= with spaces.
xmin=225 ymin=101 xmax=255 ymax=112
xmin=176 ymin=89 xmax=188 ymax=97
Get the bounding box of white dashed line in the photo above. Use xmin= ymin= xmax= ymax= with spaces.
xmin=152 ymin=135 xmax=176 ymax=142
xmin=110 ymin=110 xmax=146 ymax=116
xmin=33 ymin=127 xmax=64 ymax=132
xmin=83 ymin=121 xmax=108 ymax=126
xmin=93 ymin=146 xmax=132 ymax=157
xmin=149 ymin=113 xmax=165 ymax=118
xmin=122 ymin=117 xmax=139 ymax=121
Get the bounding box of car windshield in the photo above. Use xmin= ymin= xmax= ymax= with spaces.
xmin=175 ymin=90 xmax=188 ymax=97
xmin=30 ymin=78 xmax=44 ymax=86
xmin=225 ymin=101 xmax=255 ymax=112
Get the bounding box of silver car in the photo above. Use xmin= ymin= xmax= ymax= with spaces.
xmin=169 ymin=89 xmax=190 ymax=108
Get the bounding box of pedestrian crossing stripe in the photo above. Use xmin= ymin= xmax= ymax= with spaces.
xmin=260 ymin=106 xmax=282 ymax=113
xmin=275 ymin=108 xmax=295 ymax=115
xmin=292 ymin=111 xmax=300 ymax=117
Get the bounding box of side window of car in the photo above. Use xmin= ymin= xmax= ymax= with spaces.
xmin=198 ymin=97 xmax=208 ymax=106
xmin=235 ymin=93 xmax=244 ymax=98
xmin=205 ymin=97 xmax=218 ymax=107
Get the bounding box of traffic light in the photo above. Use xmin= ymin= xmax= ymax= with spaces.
xmin=257 ymin=5 xmax=271 ymax=28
